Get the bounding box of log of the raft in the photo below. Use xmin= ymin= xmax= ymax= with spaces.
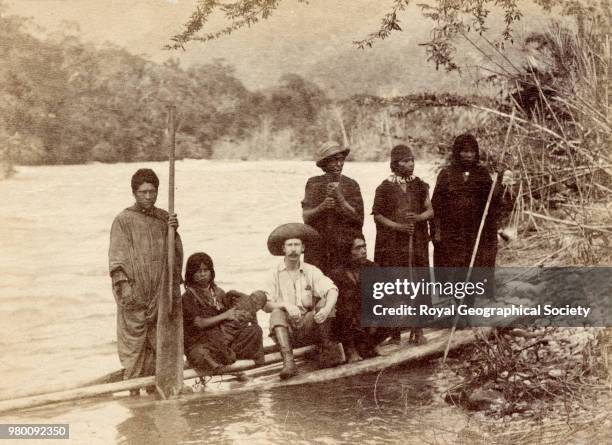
xmin=175 ymin=328 xmax=491 ymax=401
xmin=0 ymin=328 xmax=467 ymax=414
xmin=91 ymin=342 xmax=283 ymax=386
xmin=0 ymin=343 xmax=288 ymax=402
xmin=0 ymin=346 xmax=314 ymax=413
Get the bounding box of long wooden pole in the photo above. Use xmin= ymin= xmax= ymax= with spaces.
xmin=167 ymin=105 xmax=176 ymax=316
xmin=335 ymin=107 xmax=349 ymax=148
xmin=155 ymin=105 xmax=184 ymax=399
xmin=408 ymin=234 xmax=414 ymax=281
xmin=441 ymin=110 xmax=516 ymax=365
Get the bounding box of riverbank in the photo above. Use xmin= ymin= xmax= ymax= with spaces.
xmin=428 ymin=227 xmax=612 ymax=443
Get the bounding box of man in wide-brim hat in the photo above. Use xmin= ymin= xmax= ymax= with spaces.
xmin=261 ymin=222 xmax=342 ymax=379
xmin=302 ymin=140 xmax=364 ymax=276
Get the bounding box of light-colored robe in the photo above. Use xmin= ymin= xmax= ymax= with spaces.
xmin=109 ymin=205 xmax=183 ymax=379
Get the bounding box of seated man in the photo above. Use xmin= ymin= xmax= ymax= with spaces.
xmin=182 ymin=252 xmax=266 ymax=374
xmin=330 ymin=234 xmax=392 ymax=362
xmin=263 ymin=223 xmax=342 ymax=380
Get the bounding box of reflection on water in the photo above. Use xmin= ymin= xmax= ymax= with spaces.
xmin=113 ymin=363 xmax=453 ymax=445
xmin=0 ymin=160 xmax=473 ymax=444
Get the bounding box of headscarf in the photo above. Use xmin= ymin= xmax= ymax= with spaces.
xmin=451 ymin=133 xmax=480 ymax=164
xmin=390 ymin=144 xmax=413 ymax=164
xmin=389 ymin=144 xmax=415 ymax=182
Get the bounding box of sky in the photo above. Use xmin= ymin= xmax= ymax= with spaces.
xmin=5 ymin=0 xmax=558 ymax=92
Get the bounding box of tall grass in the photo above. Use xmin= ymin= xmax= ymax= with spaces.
xmin=479 ymin=17 xmax=611 ymax=265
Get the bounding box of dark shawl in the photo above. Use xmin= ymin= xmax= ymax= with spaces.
xmin=372 ymin=178 xmax=430 ymax=267
xmin=431 ymin=163 xmax=501 ymax=268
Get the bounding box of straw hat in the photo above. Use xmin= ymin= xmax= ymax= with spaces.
xmin=315 ymin=141 xmax=350 ymax=168
xmin=267 ymin=223 xmax=320 ymax=256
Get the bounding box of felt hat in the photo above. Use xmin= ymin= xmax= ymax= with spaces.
xmin=267 ymin=223 xmax=320 ymax=256
xmin=315 ymin=141 xmax=350 ymax=168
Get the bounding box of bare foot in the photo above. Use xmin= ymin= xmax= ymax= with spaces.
xmin=409 ymin=329 xmax=427 ymax=345
xmin=346 ymin=350 xmax=363 ymax=363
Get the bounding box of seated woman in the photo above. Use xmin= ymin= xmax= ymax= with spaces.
xmin=330 ymin=234 xmax=391 ymax=362
xmin=182 ymin=252 xmax=266 ymax=373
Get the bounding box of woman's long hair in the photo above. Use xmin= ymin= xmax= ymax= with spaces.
xmin=340 ymin=232 xmax=366 ymax=266
xmin=184 ymin=252 xmax=215 ymax=287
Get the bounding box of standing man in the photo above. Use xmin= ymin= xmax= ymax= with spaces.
xmin=109 ymin=168 xmax=183 ymax=385
xmin=262 ymin=223 xmax=341 ymax=380
xmin=302 ymin=141 xmax=364 ymax=275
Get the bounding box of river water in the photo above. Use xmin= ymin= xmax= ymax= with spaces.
xmin=0 ymin=159 xmax=477 ymax=444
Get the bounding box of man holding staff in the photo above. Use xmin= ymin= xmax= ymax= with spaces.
xmin=302 ymin=141 xmax=364 ymax=275
xmin=108 ymin=168 xmax=183 ymax=390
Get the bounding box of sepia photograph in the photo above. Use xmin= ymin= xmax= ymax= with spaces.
xmin=0 ymin=1 xmax=611 ymax=444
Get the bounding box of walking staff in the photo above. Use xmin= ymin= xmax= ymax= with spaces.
xmin=441 ymin=113 xmax=515 ymax=364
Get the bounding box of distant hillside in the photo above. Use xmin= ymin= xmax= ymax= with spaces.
xmin=305 ymin=40 xmax=482 ymax=99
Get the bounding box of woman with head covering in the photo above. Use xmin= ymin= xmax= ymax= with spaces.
xmin=431 ymin=133 xmax=506 ymax=318
xmin=182 ymin=252 xmax=266 ymax=373
xmin=301 ymin=140 xmax=364 ymax=275
xmin=431 ymin=133 xmax=503 ymax=269
xmin=371 ymin=144 xmax=434 ymax=344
